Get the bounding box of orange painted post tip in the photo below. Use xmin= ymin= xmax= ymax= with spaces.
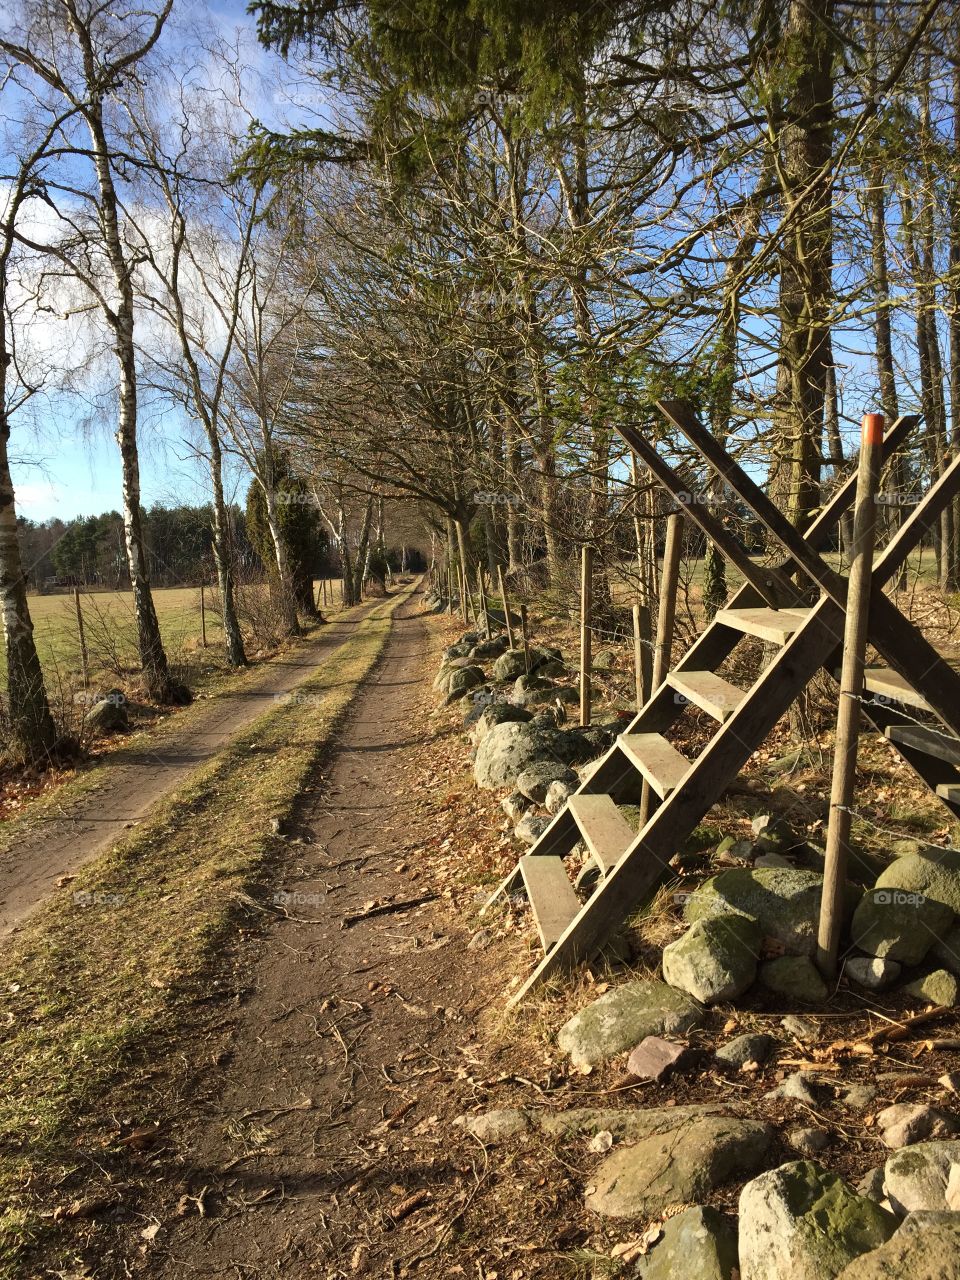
xmin=862 ymin=412 xmax=884 ymax=446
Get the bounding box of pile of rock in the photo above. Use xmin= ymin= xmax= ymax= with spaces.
xmin=434 ymin=624 xmax=625 ymax=852
xmin=662 ymin=837 xmax=960 ymax=1012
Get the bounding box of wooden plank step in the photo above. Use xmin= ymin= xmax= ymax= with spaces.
xmin=568 ymin=794 xmax=636 ymax=873
xmin=886 ymin=724 xmax=960 ymax=766
xmin=667 ymin=670 xmax=747 ymax=722
xmin=714 ymin=607 xmax=812 ymax=644
xmin=617 ymin=733 xmax=691 ymax=797
xmin=936 ymin=783 xmax=960 ymax=807
xmin=519 ymin=855 xmax=581 ymax=952
xmin=862 ymin=667 xmax=932 ymax=712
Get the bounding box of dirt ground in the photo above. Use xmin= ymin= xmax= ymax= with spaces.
xmin=0 ymin=600 xmax=382 ymax=940
xmin=113 ymin=590 xmax=566 ymax=1279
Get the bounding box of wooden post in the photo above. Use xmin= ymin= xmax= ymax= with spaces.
xmin=817 ymin=412 xmax=885 ymax=978
xmin=652 ymin=512 xmax=682 ymax=690
xmin=199 ymin=582 xmax=207 ymax=647
xmin=639 ymin=512 xmax=683 ymax=825
xmin=497 ymin=566 xmax=515 ymax=648
xmin=520 ymin=604 xmax=531 ymax=674
xmin=632 ymin=604 xmax=645 ymax=711
xmin=477 ymin=567 xmax=491 ymax=637
xmin=74 ymin=587 xmax=89 ymax=689
xmin=322 ymin=576 xmax=328 ymax=608
xmin=580 ymin=544 xmax=593 ymax=727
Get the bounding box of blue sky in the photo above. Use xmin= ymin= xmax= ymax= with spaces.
xmin=7 ymin=0 xmax=309 ymax=524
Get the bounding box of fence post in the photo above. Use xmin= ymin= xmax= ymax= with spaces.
xmin=817 ymin=412 xmax=884 ymax=979
xmin=632 ymin=604 xmax=645 ymax=711
xmin=639 ymin=512 xmax=683 ymax=825
xmin=580 ymin=544 xmax=593 ymax=727
xmin=74 ymin=587 xmax=89 ymax=690
xmin=497 ymin=565 xmax=515 ymax=648
xmin=520 ymin=604 xmax=531 ymax=675
xmin=477 ymin=567 xmax=491 ymax=637
xmin=199 ymin=582 xmax=207 ymax=647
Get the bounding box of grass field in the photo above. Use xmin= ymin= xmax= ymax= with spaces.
xmin=10 ymin=579 xmax=347 ymax=694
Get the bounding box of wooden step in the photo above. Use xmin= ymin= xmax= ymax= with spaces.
xmin=886 ymin=724 xmax=960 ymax=766
xmin=936 ymin=783 xmax=960 ymax=807
xmin=618 ymin=733 xmax=691 ymax=797
xmin=862 ymin=667 xmax=932 ymax=712
xmin=518 ymin=855 xmax=581 ymax=952
xmin=668 ymin=670 xmax=747 ymax=722
xmin=714 ymin=606 xmax=812 ymax=645
xmin=568 ymin=794 xmax=636 ymax=874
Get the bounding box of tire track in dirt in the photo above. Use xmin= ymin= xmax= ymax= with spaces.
xmin=0 ymin=599 xmax=386 ymax=941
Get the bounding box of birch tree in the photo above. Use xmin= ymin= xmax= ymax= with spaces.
xmin=0 ymin=0 xmax=185 ymax=702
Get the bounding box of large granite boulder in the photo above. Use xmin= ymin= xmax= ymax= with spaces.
xmin=684 ymin=867 xmax=829 ymax=956
xmin=850 ymin=889 xmax=953 ymax=965
xmin=557 ymin=978 xmax=703 ymax=1069
xmin=515 ymin=761 xmax=578 ymax=803
xmin=444 ymin=665 xmax=486 ymax=704
xmin=835 ymin=1214 xmax=960 ymax=1279
xmin=874 ymin=847 xmax=960 ymax=915
xmin=738 ymin=1161 xmax=898 ymax=1280
xmin=636 ymin=1205 xmax=739 ymax=1280
xmin=662 ymin=915 xmax=761 ymax=1004
xmin=883 ymin=1140 xmax=960 ymax=1213
xmin=586 ymin=1115 xmax=774 ymax=1219
xmin=473 ymin=721 xmax=572 ymax=789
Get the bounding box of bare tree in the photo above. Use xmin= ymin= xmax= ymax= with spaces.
xmin=0 ymin=105 xmax=68 ymax=763
xmin=0 ymin=0 xmax=186 ymax=703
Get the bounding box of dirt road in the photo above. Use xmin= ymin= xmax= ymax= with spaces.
xmin=0 ymin=600 xmax=384 ymax=940
xmin=127 ymin=589 xmax=571 ymax=1278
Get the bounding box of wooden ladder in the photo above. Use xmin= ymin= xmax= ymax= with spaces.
xmin=486 ymin=404 xmax=960 ymax=1005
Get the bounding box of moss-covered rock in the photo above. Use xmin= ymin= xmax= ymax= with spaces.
xmin=586 ymin=1116 xmax=774 ymax=1219
xmin=637 ymin=1205 xmax=738 ymax=1279
xmin=662 ymin=915 xmax=761 ymax=1004
xmin=684 ymin=867 xmax=829 ymax=956
xmin=738 ymin=1161 xmax=898 ymax=1280
xmin=759 ymin=954 xmax=828 ymax=1004
xmin=850 ymin=890 xmax=953 ymax=965
xmin=557 ymin=979 xmax=703 ymax=1069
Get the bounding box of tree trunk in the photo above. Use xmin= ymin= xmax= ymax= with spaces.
xmin=0 ymin=426 xmax=59 ymax=764
xmin=209 ymin=434 xmax=247 ymax=666
xmin=352 ymin=496 xmax=374 ymax=603
xmin=81 ymin=87 xmax=179 ymax=701
xmin=263 ymin=485 xmax=301 ymax=635
xmin=771 ymin=0 xmax=834 ymax=529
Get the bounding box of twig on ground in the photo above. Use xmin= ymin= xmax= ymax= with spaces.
xmin=341 ymin=893 xmax=438 ymax=928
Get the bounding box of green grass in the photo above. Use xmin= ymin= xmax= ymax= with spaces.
xmin=0 ymin=580 xmax=415 ymax=1278
xmin=12 ymin=578 xmax=347 ymax=694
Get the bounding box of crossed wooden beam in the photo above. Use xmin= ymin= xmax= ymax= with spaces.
xmin=625 ymin=401 xmax=960 ymax=741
